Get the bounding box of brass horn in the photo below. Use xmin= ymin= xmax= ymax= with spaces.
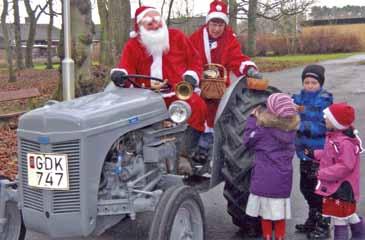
xmin=175 ymin=81 xmax=193 ymax=100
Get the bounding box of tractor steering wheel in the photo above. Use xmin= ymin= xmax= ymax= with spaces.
xmin=121 ymin=74 xmax=170 ymax=90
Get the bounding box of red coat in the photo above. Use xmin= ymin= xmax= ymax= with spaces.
xmin=190 ymin=25 xmax=256 ymax=129
xmin=115 ymin=28 xmax=207 ymax=132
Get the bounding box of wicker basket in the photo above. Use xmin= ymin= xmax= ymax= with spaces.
xmin=200 ymin=64 xmax=227 ymax=100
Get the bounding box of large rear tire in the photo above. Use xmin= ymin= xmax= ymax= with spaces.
xmin=214 ymin=78 xmax=280 ymax=237
xmin=0 ymin=201 xmax=26 ymax=240
xmin=148 ymin=185 xmax=205 ymax=240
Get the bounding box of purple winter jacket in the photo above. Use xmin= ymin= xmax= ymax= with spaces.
xmin=243 ymin=115 xmax=297 ymax=198
xmin=314 ymin=131 xmax=362 ymax=201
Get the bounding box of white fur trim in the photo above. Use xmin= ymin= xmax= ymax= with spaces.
xmin=206 ymin=12 xmax=229 ymax=24
xmin=151 ymin=53 xmax=163 ymax=79
xmin=136 ymin=8 xmax=160 ymax=24
xmin=183 ymin=70 xmax=200 ymax=85
xmin=162 ymin=92 xmax=176 ymax=98
xmin=323 ymin=108 xmax=347 ymax=130
xmin=194 ymin=87 xmax=201 ymax=95
xmin=110 ymin=68 xmax=128 ymax=75
xmin=129 ymin=31 xmax=138 ymax=38
xmin=203 ymin=27 xmax=211 ymax=63
xmin=239 ymin=61 xmax=257 ymax=74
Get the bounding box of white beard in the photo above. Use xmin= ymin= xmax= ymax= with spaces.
xmin=139 ymin=23 xmax=169 ymax=56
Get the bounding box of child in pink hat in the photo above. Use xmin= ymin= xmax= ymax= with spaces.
xmin=244 ymin=93 xmax=299 ymax=240
xmin=305 ymin=102 xmax=364 ymax=240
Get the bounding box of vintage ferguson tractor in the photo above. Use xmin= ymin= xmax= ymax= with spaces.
xmin=0 ymin=65 xmax=278 ymax=240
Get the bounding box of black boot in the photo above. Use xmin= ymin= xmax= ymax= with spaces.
xmin=307 ymin=214 xmax=330 ymax=240
xmin=296 ymin=209 xmax=317 ymax=233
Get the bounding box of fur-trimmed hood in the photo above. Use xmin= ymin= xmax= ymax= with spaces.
xmin=256 ymin=110 xmax=299 ymax=144
xmin=257 ymin=111 xmax=299 ymax=131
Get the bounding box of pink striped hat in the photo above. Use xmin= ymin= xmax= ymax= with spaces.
xmin=267 ymin=93 xmax=297 ymax=117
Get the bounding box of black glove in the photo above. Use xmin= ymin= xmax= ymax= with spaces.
xmin=247 ymin=67 xmax=263 ymax=79
xmin=183 ymin=75 xmax=197 ymax=87
xmin=304 ymin=148 xmax=314 ymax=159
xmin=111 ymin=70 xmax=127 ymax=87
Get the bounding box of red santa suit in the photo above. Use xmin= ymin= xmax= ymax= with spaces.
xmin=114 ymin=28 xmax=207 ymax=132
xmin=190 ymin=25 xmax=256 ymax=130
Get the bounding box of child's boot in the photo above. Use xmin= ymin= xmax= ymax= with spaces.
xmin=307 ymin=215 xmax=330 ymax=239
xmin=350 ymin=217 xmax=365 ymax=239
xmin=333 ymin=225 xmax=348 ymax=240
xmin=296 ymin=208 xmax=317 ymax=233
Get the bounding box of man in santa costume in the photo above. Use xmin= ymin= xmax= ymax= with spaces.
xmin=110 ymin=6 xmax=207 ymax=175
xmin=190 ymin=0 xmax=258 ymax=131
xmin=189 ymin=1 xmax=261 ymax=236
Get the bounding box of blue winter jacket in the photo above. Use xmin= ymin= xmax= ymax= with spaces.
xmin=292 ymin=88 xmax=333 ymax=161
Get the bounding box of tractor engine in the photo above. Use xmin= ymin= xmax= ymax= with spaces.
xmin=98 ymin=126 xmax=179 ymax=200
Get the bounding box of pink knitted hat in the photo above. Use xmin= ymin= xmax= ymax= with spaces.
xmin=267 ymin=93 xmax=297 ymax=117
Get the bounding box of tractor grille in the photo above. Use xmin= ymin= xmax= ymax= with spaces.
xmin=21 ymin=139 xmax=43 ymax=212
xmin=51 ymin=140 xmax=81 ymax=213
xmin=20 ymin=139 xmax=81 ymax=214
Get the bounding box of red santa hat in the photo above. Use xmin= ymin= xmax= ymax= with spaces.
xmin=323 ymin=103 xmax=355 ymax=130
xmin=206 ymin=0 xmax=229 ymax=24
xmin=130 ymin=6 xmax=161 ymax=38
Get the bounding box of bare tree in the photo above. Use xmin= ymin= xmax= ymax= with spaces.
xmin=166 ymin=0 xmax=175 ymax=26
xmin=161 ymin=0 xmax=166 ymax=15
xmin=96 ymin=0 xmax=130 ymax=67
xmin=1 ymin=0 xmax=16 ymax=82
xmin=237 ymin=0 xmax=314 ymax=56
xmin=97 ymin=0 xmax=113 ymax=66
xmin=222 ymin=0 xmax=238 ymax=33
xmin=229 ymin=0 xmax=238 ymax=32
xmin=70 ymin=0 xmax=93 ymax=97
xmin=46 ymin=0 xmax=54 ymax=69
xmin=23 ymin=0 xmax=49 ymax=68
xmin=13 ymin=0 xmax=24 ymax=69
xmin=246 ymin=0 xmax=257 ymax=56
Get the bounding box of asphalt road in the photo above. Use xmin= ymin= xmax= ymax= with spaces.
xmin=26 ymin=54 xmax=365 ymax=240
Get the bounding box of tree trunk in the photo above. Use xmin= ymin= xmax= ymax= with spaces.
xmin=1 ymin=0 xmax=16 ymax=82
xmin=97 ymin=0 xmax=113 ymax=66
xmin=13 ymin=0 xmax=24 ymax=69
xmin=246 ymin=0 xmax=257 ymax=56
xmin=228 ymin=0 xmax=238 ymax=33
xmin=70 ymin=0 xmax=94 ymax=97
xmin=166 ymin=0 xmax=174 ymax=27
xmin=108 ymin=0 xmax=130 ymax=64
xmin=24 ymin=0 xmax=36 ymax=68
xmin=46 ymin=0 xmax=54 ymax=69
xmin=24 ymin=0 xmax=48 ymax=68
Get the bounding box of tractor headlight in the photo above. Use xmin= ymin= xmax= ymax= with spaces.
xmin=168 ymin=100 xmax=191 ymax=124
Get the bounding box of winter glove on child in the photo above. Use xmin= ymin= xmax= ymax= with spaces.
xmin=111 ymin=70 xmax=127 ymax=87
xmin=247 ymin=66 xmax=263 ymax=79
xmin=183 ymin=75 xmax=197 ymax=88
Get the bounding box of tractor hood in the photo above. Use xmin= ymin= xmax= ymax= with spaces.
xmin=18 ymin=88 xmax=168 ymax=133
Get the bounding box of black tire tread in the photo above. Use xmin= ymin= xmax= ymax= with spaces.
xmin=215 ymin=80 xmax=279 ymax=234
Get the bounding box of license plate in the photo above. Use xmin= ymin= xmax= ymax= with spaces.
xmin=27 ymin=153 xmax=69 ymax=190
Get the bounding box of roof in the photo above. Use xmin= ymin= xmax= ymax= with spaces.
xmin=302 ymin=17 xmax=365 ymax=27
xmin=0 ymin=23 xmax=61 ymax=41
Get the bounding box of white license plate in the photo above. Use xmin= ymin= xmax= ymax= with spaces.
xmin=27 ymin=153 xmax=69 ymax=190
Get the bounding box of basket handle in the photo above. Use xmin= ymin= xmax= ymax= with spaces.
xmin=203 ymin=63 xmax=227 ymax=81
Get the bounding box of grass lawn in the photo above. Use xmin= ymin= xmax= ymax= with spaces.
xmin=254 ymin=52 xmax=356 ymax=72
xmin=33 ymin=62 xmax=60 ymax=70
